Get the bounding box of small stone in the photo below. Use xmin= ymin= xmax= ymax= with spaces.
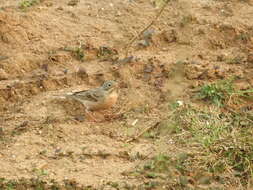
xmin=116 ymin=11 xmax=121 ymax=16
xmin=75 ymin=115 xmax=85 ymax=122
xmin=217 ymin=55 xmax=225 ymax=61
xmin=41 ymin=64 xmax=49 ymax=72
xmin=113 ymin=56 xmax=134 ymax=65
xmin=19 ymin=121 xmax=29 ymax=128
xmin=77 ymin=66 xmax=88 ymax=78
xmin=0 ymin=56 xmax=9 ymax=62
xmin=137 ymin=39 xmax=150 ymax=47
xmin=176 ymin=100 xmax=183 ymax=106
xmin=0 ymin=68 xmax=8 ymax=80
xmin=56 ymin=6 xmax=63 ymax=10
xmin=143 ymin=29 xmax=155 ymax=40
xmin=68 ymin=0 xmax=79 ymax=6
xmin=143 ymin=63 xmax=154 ymax=73
xmin=247 ymin=53 xmax=253 ymax=64
xmin=162 ymin=30 xmax=177 ymax=43
xmin=185 ymin=65 xmax=205 ymax=79
xmin=63 ymin=69 xmax=68 ymax=74
xmin=1 ymin=34 xmax=9 ymax=43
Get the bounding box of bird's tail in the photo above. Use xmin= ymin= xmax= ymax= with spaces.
xmin=51 ymin=92 xmax=74 ymax=99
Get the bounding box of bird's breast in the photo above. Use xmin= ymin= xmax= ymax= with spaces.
xmin=90 ymin=91 xmax=118 ymax=111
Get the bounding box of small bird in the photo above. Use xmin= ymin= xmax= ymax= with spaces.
xmin=65 ymin=80 xmax=119 ymax=121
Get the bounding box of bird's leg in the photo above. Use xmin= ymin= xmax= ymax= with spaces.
xmin=85 ymin=108 xmax=99 ymax=122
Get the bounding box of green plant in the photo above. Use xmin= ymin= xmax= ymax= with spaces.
xmin=19 ymin=0 xmax=39 ymax=9
xmin=180 ymin=15 xmax=195 ymax=27
xmin=63 ymin=46 xmax=85 ymax=61
xmin=151 ymin=0 xmax=169 ymax=8
xmin=97 ymin=46 xmax=118 ymax=60
xmin=198 ymin=79 xmax=234 ymax=106
xmin=0 ymin=178 xmax=96 ymax=189
xmin=32 ymin=168 xmax=49 ymax=177
xmin=136 ymin=104 xmax=253 ymax=187
xmin=170 ymin=105 xmax=253 ymax=186
xmin=142 ymin=154 xmax=171 ymax=175
xmin=225 ymin=56 xmax=243 ymax=64
xmin=199 ymin=79 xmax=253 ymax=107
xmin=74 ymin=47 xmax=85 ymax=61
xmin=236 ymin=32 xmax=251 ymax=42
xmin=3 ymin=180 xmax=17 ymax=190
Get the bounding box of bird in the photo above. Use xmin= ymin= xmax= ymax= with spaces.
xmin=65 ymin=80 xmax=119 ymax=121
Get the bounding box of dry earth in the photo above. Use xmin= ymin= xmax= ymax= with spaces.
xmin=0 ymin=0 xmax=253 ymax=189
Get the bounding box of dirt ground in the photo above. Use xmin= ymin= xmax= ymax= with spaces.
xmin=0 ymin=0 xmax=253 ymax=189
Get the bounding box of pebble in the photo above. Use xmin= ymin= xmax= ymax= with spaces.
xmin=247 ymin=53 xmax=253 ymax=64
xmin=0 ymin=68 xmax=8 ymax=80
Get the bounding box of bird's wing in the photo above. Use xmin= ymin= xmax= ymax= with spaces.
xmin=71 ymin=88 xmax=104 ymax=102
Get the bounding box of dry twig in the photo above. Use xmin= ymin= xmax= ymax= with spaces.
xmin=126 ymin=121 xmax=160 ymax=143
xmin=124 ymin=0 xmax=170 ymax=56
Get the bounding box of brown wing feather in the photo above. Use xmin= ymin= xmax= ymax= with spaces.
xmin=71 ymin=88 xmax=105 ymax=102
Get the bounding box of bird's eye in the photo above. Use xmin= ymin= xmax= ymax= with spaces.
xmin=108 ymin=84 xmax=111 ymax=87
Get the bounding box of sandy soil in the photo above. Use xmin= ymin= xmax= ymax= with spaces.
xmin=0 ymin=0 xmax=252 ymax=188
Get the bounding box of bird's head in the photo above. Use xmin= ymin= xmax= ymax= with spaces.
xmin=101 ymin=80 xmax=118 ymax=92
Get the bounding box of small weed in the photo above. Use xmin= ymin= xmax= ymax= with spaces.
xmin=6 ymin=181 xmax=16 ymax=190
xmin=143 ymin=129 xmax=158 ymax=139
xmin=68 ymin=0 xmax=80 ymax=6
xmin=236 ymin=32 xmax=251 ymax=42
xmin=225 ymin=56 xmax=244 ymax=64
xmin=97 ymin=46 xmax=118 ymax=60
xmin=198 ymin=78 xmax=234 ymax=106
xmin=0 ymin=127 xmax=4 ymax=140
xmin=198 ymin=78 xmax=253 ymax=107
xmin=107 ymin=181 xmax=119 ymax=189
xmin=151 ymin=0 xmax=168 ymax=8
xmin=143 ymin=154 xmax=171 ymax=174
xmin=73 ymin=47 xmax=85 ymax=61
xmin=0 ymin=179 xmax=17 ymax=190
xmin=131 ymin=152 xmax=193 ymax=187
xmin=143 ymin=181 xmax=160 ymax=189
xmin=157 ymin=119 xmax=182 ymax=136
xmin=0 ymin=178 xmax=97 ymax=189
xmin=131 ymin=104 xmax=253 ymax=187
xmin=171 ymin=105 xmax=253 ymax=186
xmin=63 ymin=46 xmax=85 ymax=61
xmin=19 ymin=0 xmax=40 ymax=10
xmin=32 ymin=168 xmax=49 ymax=178
xmin=240 ymin=0 xmax=250 ymax=2
xmin=179 ymin=15 xmax=195 ymax=27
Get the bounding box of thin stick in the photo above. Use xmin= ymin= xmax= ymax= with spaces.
xmin=125 ymin=108 xmax=178 ymax=143
xmin=126 ymin=121 xmax=160 ymax=143
xmin=124 ymin=0 xmax=170 ymax=56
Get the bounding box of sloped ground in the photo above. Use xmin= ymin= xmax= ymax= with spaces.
xmin=0 ymin=0 xmax=253 ymax=189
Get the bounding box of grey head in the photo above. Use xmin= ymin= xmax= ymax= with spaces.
xmin=101 ymin=80 xmax=118 ymax=92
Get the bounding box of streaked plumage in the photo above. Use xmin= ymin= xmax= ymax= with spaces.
xmin=67 ymin=80 xmax=118 ymax=111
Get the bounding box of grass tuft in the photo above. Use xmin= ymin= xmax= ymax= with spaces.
xmin=129 ymin=104 xmax=253 ymax=188
xmin=198 ymin=78 xmax=253 ymax=107
xmin=63 ymin=46 xmax=85 ymax=61
xmin=19 ymin=0 xmax=40 ymax=10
